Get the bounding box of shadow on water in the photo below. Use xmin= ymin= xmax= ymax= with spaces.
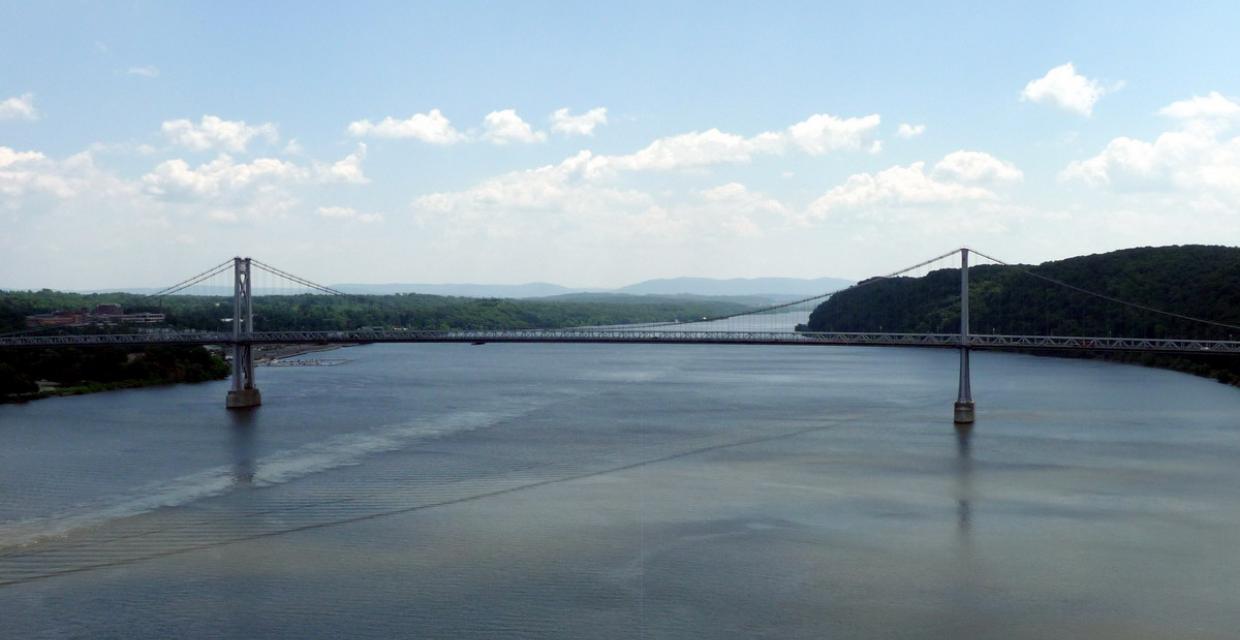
xmin=954 ymin=423 xmax=974 ymax=542
xmin=229 ymin=411 xmax=257 ymax=486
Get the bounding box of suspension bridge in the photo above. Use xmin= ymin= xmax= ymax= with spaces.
xmin=3 ymin=248 xmax=1239 ymax=423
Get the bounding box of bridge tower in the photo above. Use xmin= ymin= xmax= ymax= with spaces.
xmin=226 ymin=257 xmax=262 ymax=409
xmin=954 ymin=248 xmax=974 ymax=424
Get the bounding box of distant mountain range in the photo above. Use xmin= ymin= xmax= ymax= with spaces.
xmin=615 ymin=276 xmax=852 ymax=297
xmin=73 ymin=276 xmax=853 ymax=302
xmin=333 ymin=276 xmax=852 ymax=300
xmin=333 ymin=282 xmax=579 ymax=298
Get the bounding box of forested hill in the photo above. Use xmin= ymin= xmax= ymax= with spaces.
xmin=0 ymin=290 xmax=752 ymax=334
xmin=805 ymin=245 xmax=1240 ymax=340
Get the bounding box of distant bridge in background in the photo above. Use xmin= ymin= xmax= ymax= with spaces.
xmin=4 ymin=249 xmax=1239 ymax=423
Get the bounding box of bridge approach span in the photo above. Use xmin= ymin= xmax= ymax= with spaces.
xmin=4 ymin=329 xmax=1240 ymax=355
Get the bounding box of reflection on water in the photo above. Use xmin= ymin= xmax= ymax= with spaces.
xmin=954 ymin=423 xmax=973 ymax=539
xmin=229 ymin=410 xmax=257 ymax=486
xmin=2 ymin=344 xmax=1240 ymax=638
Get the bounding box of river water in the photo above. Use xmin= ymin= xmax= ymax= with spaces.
xmin=1 ymin=343 xmax=1239 ymax=638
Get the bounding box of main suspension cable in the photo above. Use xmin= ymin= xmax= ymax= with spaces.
xmin=149 ymin=259 xmax=235 ymax=298
xmin=622 ymin=247 xmax=965 ymax=329
xmin=250 ymin=259 xmax=348 ymax=296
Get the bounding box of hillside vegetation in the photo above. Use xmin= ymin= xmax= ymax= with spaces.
xmin=1 ymin=291 xmax=751 ymax=334
xmin=804 ymin=245 xmax=1240 ymax=384
xmin=0 ymin=290 xmax=750 ymax=400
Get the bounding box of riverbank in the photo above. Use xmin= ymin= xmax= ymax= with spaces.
xmin=3 ymin=376 xmax=226 ymax=403
xmin=0 ymin=346 xmax=230 ymax=404
xmin=254 ymin=343 xmax=349 ymax=364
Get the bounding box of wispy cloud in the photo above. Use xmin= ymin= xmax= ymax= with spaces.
xmin=0 ymin=93 xmax=39 ymax=121
xmin=126 ymin=65 xmax=160 ymax=78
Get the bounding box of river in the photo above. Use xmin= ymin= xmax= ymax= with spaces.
xmin=2 ymin=343 xmax=1239 ymax=638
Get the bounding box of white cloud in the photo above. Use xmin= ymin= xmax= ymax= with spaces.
xmin=896 ymin=123 xmax=925 ymax=139
xmin=409 ymin=112 xmax=886 ymax=239
xmin=142 ymin=154 xmax=306 ymax=199
xmin=1021 ymin=62 xmax=1108 ymax=116
xmin=933 ymin=150 xmax=1023 ymax=183
xmin=568 ymin=112 xmax=878 ymax=174
xmin=595 ymin=112 xmax=877 ymax=173
xmin=414 ymin=150 xmax=646 ymax=216
xmin=411 ymin=154 xmax=787 ymax=242
xmin=481 ymin=109 xmax=547 ymax=144
xmin=127 ymin=65 xmax=160 ymax=78
xmin=809 ymin=160 xmax=1000 ymax=217
xmin=1157 ymin=91 xmax=1240 ymax=124
xmin=0 ymin=146 xmax=65 ymax=197
xmin=0 ymin=93 xmax=38 ymax=121
xmin=317 ymin=144 xmax=369 ymax=184
xmin=346 ymin=109 xmax=464 ymax=144
xmin=0 ymin=147 xmax=137 ymax=203
xmin=317 ymin=206 xmax=383 ymax=223
xmin=0 ymin=146 xmax=47 ymax=168
xmin=697 ymin=182 xmax=788 ymax=236
xmin=785 ymin=113 xmax=881 ymax=154
xmin=550 ymin=107 xmax=608 ymax=136
xmin=1061 ymin=97 xmax=1240 ymax=201
xmin=607 ymin=129 xmax=783 ymax=172
xmin=162 ymin=115 xmax=278 ymax=152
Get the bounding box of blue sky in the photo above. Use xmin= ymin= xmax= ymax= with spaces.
xmin=3 ymin=1 xmax=1240 ymax=288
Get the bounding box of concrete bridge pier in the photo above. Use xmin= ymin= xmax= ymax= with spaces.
xmin=226 ymin=257 xmax=261 ymax=410
xmin=954 ymin=347 xmax=974 ymax=424
xmin=227 ymin=343 xmax=262 ymax=409
xmin=953 ymin=248 xmax=975 ymax=424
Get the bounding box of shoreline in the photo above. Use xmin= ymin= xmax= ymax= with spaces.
xmin=254 ymin=343 xmax=351 ymax=364
xmin=0 ymin=343 xmax=354 ymax=404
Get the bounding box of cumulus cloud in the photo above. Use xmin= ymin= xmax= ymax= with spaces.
xmin=346 ymin=109 xmax=463 ymax=144
xmin=0 ymin=146 xmax=47 ymax=168
xmin=808 ymin=159 xmax=1004 ymax=218
xmin=411 ymin=153 xmax=789 ymax=241
xmin=0 ymin=93 xmax=38 ymax=121
xmin=317 ymin=144 xmax=369 ymax=184
xmin=317 ymin=205 xmax=383 ymax=223
xmin=550 ymin=107 xmax=608 ymax=136
xmin=0 ymin=147 xmax=136 ymax=203
xmin=896 ymin=123 xmax=925 ymax=139
xmin=583 ymin=113 xmax=878 ymax=174
xmin=933 ymin=150 xmax=1023 ymax=183
xmin=1021 ymin=63 xmax=1109 ymax=116
xmin=142 ymin=154 xmax=306 ymax=199
xmin=1157 ymin=91 xmax=1240 ymax=124
xmin=0 ymin=146 xmax=64 ymax=197
xmin=786 ymin=113 xmax=881 ymax=154
xmin=414 ymin=150 xmax=647 ymax=216
xmin=1061 ymin=93 xmax=1240 ymax=201
xmin=481 ymin=109 xmax=547 ymax=144
xmin=697 ymin=182 xmax=788 ymax=236
xmin=162 ymin=115 xmax=279 ymax=152
xmin=606 ymin=129 xmax=783 ymax=173
xmin=409 ymin=111 xmax=886 ymax=239
xmin=127 ymin=65 xmax=160 ymax=78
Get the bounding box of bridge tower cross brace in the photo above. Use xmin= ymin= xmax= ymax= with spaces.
xmin=954 ymin=248 xmax=975 ymax=424
xmin=226 ymin=257 xmax=262 ymax=409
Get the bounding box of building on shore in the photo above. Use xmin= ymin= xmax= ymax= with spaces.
xmin=25 ymin=304 xmax=166 ymax=328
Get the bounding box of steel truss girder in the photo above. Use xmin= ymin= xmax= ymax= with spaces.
xmin=4 ymin=330 xmax=1240 ymax=354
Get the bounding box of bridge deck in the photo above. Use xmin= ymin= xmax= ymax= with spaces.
xmin=3 ymin=330 xmax=1240 ymax=354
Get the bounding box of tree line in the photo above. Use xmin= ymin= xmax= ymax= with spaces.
xmin=1 ymin=290 xmax=751 ymax=399
xmin=802 ymin=245 xmax=1240 ymax=385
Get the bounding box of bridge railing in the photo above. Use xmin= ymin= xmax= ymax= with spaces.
xmin=5 ymin=328 xmax=1240 ymax=354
